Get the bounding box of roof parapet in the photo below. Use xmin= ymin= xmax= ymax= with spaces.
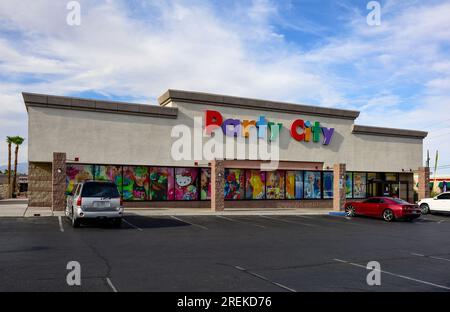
xmin=158 ymin=89 xmax=360 ymax=120
xmin=23 ymin=92 xmax=178 ymax=119
xmin=352 ymin=124 xmax=428 ymax=139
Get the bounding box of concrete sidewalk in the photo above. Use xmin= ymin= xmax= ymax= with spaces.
xmin=0 ymin=200 xmax=330 ymax=217
xmin=124 ymin=207 xmax=330 ymax=216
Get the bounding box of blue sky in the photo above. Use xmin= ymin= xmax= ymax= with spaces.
xmin=0 ymin=0 xmax=449 ymax=174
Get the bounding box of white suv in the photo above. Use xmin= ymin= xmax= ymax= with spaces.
xmin=66 ymin=181 xmax=123 ymax=227
xmin=418 ymin=192 xmax=450 ymax=214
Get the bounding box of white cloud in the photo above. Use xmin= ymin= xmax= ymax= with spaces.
xmin=0 ymin=0 xmax=449 ymax=173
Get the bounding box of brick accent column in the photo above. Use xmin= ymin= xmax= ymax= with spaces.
xmin=333 ymin=163 xmax=346 ymax=211
xmin=211 ymin=160 xmax=225 ymax=212
xmin=418 ymin=167 xmax=430 ymax=200
xmin=52 ymin=152 xmax=67 ymax=211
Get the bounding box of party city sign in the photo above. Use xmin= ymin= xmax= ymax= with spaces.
xmin=205 ymin=110 xmax=335 ymax=145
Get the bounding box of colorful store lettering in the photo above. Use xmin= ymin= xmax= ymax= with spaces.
xmin=205 ymin=110 xmax=334 ymax=145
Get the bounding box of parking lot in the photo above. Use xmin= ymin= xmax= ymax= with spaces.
xmin=1 ymin=213 xmax=450 ymax=292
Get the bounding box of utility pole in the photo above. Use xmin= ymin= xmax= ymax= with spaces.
xmin=426 ymin=149 xmax=430 ymax=168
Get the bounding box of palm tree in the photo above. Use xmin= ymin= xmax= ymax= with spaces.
xmin=10 ymin=136 xmax=25 ymax=197
xmin=6 ymin=136 xmax=13 ymax=198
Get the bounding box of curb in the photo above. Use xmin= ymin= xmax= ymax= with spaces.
xmin=328 ymin=211 xmax=347 ymax=217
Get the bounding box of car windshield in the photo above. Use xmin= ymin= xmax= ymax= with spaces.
xmin=389 ymin=198 xmax=410 ymax=204
xmin=81 ymin=183 xmax=120 ymax=198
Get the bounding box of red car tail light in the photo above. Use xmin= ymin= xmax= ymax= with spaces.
xmin=77 ymin=197 xmax=82 ymax=206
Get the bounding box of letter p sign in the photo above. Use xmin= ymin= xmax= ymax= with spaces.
xmin=205 ymin=110 xmax=223 ymax=135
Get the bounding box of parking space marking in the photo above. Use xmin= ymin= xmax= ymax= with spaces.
xmin=234 ymin=265 xmax=296 ymax=292
xmin=259 ymin=215 xmax=316 ymax=227
xmin=171 ymin=216 xmax=208 ymax=230
xmin=334 ymin=258 xmax=450 ymax=291
xmin=410 ymin=252 xmax=450 ymax=262
xmin=216 ymin=215 xmax=266 ymax=229
xmin=122 ymin=218 xmax=143 ymax=231
xmin=58 ymin=216 xmax=64 ymax=232
xmin=106 ymin=277 xmax=118 ymax=292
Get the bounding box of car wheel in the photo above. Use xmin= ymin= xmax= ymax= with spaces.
xmin=71 ymin=208 xmax=81 ymax=228
xmin=382 ymin=209 xmax=395 ymax=222
xmin=420 ymin=203 xmax=430 ymax=215
xmin=345 ymin=205 xmax=355 ymax=217
xmin=112 ymin=218 xmax=122 ymax=228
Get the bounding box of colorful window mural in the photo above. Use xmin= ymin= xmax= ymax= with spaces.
xmin=94 ymin=165 xmax=123 ymax=195
xmin=122 ymin=166 xmax=149 ymax=201
xmin=304 ymin=171 xmax=321 ymax=199
xmin=345 ymin=172 xmax=353 ymax=199
xmin=266 ymin=170 xmax=285 ymax=199
xmin=200 ymin=168 xmax=211 ymax=200
xmin=286 ymin=171 xmax=303 ymax=199
xmin=66 ymin=164 xmax=94 ymax=194
xmin=224 ymin=169 xmax=245 ymax=199
xmin=353 ymin=172 xmax=367 ymax=198
xmin=149 ymin=167 xmax=174 ymax=200
xmin=323 ymin=171 xmax=333 ymax=199
xmin=245 ymin=170 xmax=265 ymax=199
xmin=175 ymin=168 xmax=199 ymax=200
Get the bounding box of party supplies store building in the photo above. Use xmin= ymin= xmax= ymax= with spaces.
xmin=23 ymin=90 xmax=429 ymax=211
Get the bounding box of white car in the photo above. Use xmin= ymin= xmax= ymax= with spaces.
xmin=418 ymin=192 xmax=450 ymax=214
xmin=66 ymin=181 xmax=123 ymax=228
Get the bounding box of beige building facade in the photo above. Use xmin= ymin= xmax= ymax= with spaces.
xmin=24 ymin=90 xmax=428 ymax=210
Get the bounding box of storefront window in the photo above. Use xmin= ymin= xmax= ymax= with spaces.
xmin=149 ymin=167 xmax=174 ymax=200
xmin=175 ymin=168 xmax=199 ymax=200
xmin=122 ymin=166 xmax=149 ymax=201
xmin=304 ymin=171 xmax=321 ymax=199
xmin=353 ymin=172 xmax=367 ymax=198
xmin=345 ymin=172 xmax=353 ymax=199
xmin=224 ymin=169 xmax=245 ymax=200
xmin=245 ymin=170 xmax=265 ymax=199
xmin=94 ymin=165 xmax=123 ymax=195
xmin=266 ymin=170 xmax=285 ymax=199
xmin=323 ymin=171 xmax=333 ymax=199
xmin=386 ymin=173 xmax=398 ymax=182
xmin=66 ymin=164 xmax=94 ymax=194
xmin=200 ymin=168 xmax=211 ymax=200
xmin=286 ymin=171 xmax=303 ymax=199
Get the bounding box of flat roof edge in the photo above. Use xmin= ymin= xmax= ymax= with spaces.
xmin=158 ymin=89 xmax=360 ymax=120
xmin=23 ymin=92 xmax=178 ymax=119
xmin=352 ymin=124 xmax=428 ymax=139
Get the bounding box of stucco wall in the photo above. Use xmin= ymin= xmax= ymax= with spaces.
xmin=27 ymin=102 xmax=423 ymax=172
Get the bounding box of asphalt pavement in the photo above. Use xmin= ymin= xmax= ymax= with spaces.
xmin=1 ymin=213 xmax=450 ymax=292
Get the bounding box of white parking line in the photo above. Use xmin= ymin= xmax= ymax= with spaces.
xmin=122 ymin=218 xmax=143 ymax=231
xmin=334 ymin=258 xmax=450 ymax=291
xmin=58 ymin=216 xmax=64 ymax=232
xmin=171 ymin=216 xmax=208 ymax=230
xmin=234 ymin=265 xmax=296 ymax=292
xmin=410 ymin=252 xmax=450 ymax=262
xmin=216 ymin=215 xmax=266 ymax=229
xmin=106 ymin=277 xmax=118 ymax=292
xmin=259 ymin=215 xmax=316 ymax=227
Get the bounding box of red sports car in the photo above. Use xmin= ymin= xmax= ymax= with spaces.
xmin=344 ymin=197 xmax=421 ymax=222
